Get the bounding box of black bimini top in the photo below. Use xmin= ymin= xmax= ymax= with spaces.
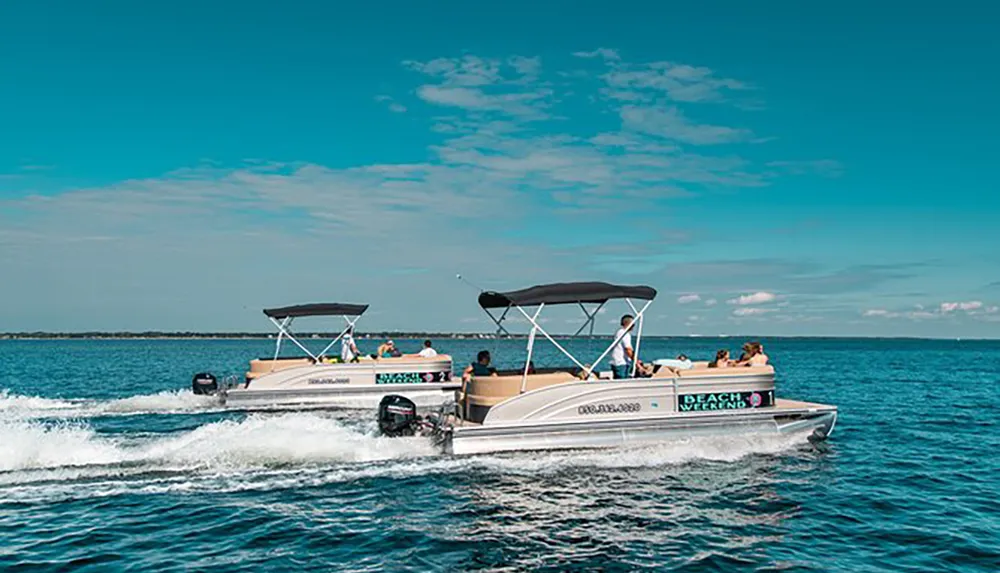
xmin=478 ymin=282 xmax=657 ymax=309
xmin=262 ymin=303 xmax=369 ymax=319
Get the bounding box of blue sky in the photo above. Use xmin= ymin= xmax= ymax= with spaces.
xmin=2 ymin=1 xmax=998 ymax=337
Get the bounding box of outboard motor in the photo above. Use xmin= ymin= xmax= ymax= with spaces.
xmin=378 ymin=395 xmax=420 ymax=437
xmin=192 ymin=372 xmax=218 ymax=395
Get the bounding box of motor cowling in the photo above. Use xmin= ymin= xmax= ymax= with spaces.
xmin=378 ymin=395 xmax=419 ymax=437
xmin=192 ymin=372 xmax=218 ymax=395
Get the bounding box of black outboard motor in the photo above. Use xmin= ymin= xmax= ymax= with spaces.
xmin=192 ymin=372 xmax=218 ymax=395
xmin=378 ymin=395 xmax=420 ymax=437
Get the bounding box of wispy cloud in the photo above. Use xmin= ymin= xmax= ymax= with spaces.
xmin=572 ymin=48 xmax=620 ymax=61
xmin=728 ymin=291 xmax=777 ymax=305
xmin=0 ymin=49 xmax=848 ymax=331
xmin=732 ymin=307 xmax=776 ymax=317
xmin=677 ymin=293 xmax=701 ymax=304
xmin=939 ymin=301 xmax=982 ymax=312
xmin=766 ymin=160 xmax=843 ymax=178
xmin=406 ymin=55 xmax=550 ymax=119
xmin=864 ymin=300 xmax=996 ymax=321
xmin=375 ymin=94 xmax=407 ymax=113
xmin=621 ymin=106 xmax=751 ymax=145
xmin=601 ymin=60 xmax=750 ymax=104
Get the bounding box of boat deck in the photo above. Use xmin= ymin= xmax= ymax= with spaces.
xmin=445 ymin=398 xmax=834 ymax=428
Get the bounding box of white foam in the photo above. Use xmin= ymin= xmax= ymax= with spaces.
xmin=95 ymin=389 xmax=219 ymax=416
xmin=0 ymin=418 xmax=123 ymax=472
xmin=0 ymin=411 xmax=433 ymax=476
xmin=0 ymin=388 xmax=222 ymax=420
xmin=0 ymin=406 xmax=814 ymax=506
xmin=0 ymin=389 xmax=79 ymax=414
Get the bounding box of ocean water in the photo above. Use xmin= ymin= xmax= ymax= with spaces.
xmin=1 ymin=337 xmax=998 ymax=572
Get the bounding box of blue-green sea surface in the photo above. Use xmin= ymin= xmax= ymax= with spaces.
xmin=1 ymin=338 xmax=998 ymax=572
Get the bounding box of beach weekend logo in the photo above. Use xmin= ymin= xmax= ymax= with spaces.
xmin=678 ymin=391 xmax=773 ymax=411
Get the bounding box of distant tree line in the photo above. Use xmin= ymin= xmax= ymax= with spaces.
xmin=0 ymin=331 xmax=510 ymax=340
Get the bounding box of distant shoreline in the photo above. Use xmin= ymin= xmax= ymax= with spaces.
xmin=0 ymin=332 xmax=994 ymax=341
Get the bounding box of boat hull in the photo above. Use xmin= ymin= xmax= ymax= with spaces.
xmin=223 ymin=382 xmax=461 ymax=409
xmin=221 ymin=358 xmax=459 ymax=409
xmin=440 ymin=401 xmax=837 ymax=455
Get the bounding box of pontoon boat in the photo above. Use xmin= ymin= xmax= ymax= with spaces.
xmin=192 ymin=303 xmax=457 ymax=408
xmin=377 ymin=282 xmax=837 ymax=455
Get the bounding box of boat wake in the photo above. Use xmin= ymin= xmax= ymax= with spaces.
xmin=0 ymin=389 xmax=222 ymax=419
xmin=0 ymin=407 xmax=817 ymax=504
xmin=0 ymin=388 xmax=451 ymax=420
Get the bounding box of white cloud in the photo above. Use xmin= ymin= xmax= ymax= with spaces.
xmin=602 ymin=60 xmax=749 ymax=103
xmin=677 ymin=294 xmax=701 ymax=304
xmin=572 ymin=48 xmax=620 ymax=61
xmin=403 ymin=55 xmax=505 ymax=87
xmin=732 ymin=307 xmax=776 ymax=317
xmin=939 ymin=301 xmax=983 ymax=313
xmin=375 ymin=94 xmax=407 ymax=113
xmin=728 ymin=291 xmax=777 ymax=305
xmin=864 ymin=309 xmax=891 ymax=317
xmin=767 ymin=160 xmax=843 ymax=178
xmin=407 ymin=55 xmax=550 ymax=119
xmin=864 ymin=306 xmax=955 ymax=321
xmin=0 ymin=50 xmax=846 ymax=331
xmin=621 ymin=106 xmax=751 ymax=145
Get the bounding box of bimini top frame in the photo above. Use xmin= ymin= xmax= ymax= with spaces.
xmin=261 ymin=302 xmax=369 ymax=367
xmin=477 ymin=282 xmax=657 ymax=392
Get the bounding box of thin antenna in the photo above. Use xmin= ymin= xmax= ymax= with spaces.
xmin=455 ymin=273 xmax=486 ymax=293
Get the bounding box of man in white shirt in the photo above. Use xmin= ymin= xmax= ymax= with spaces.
xmin=610 ymin=314 xmax=635 ymax=379
xmin=340 ymin=327 xmax=360 ymax=362
xmin=417 ymin=339 xmax=438 ymax=358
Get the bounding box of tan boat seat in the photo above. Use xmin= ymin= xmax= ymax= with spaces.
xmin=676 ymin=364 xmax=774 ymax=377
xmin=463 ymin=372 xmax=577 ymax=405
xmin=249 ymin=358 xmax=313 ymax=373
xmin=371 ymin=354 xmax=452 ymax=363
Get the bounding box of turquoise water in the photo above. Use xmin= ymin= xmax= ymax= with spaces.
xmin=1 ymin=337 xmax=998 ymax=572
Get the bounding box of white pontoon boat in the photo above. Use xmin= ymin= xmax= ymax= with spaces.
xmin=377 ymin=282 xmax=837 ymax=455
xmin=192 ymin=303 xmax=458 ymax=408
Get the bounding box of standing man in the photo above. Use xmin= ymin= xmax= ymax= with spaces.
xmin=610 ymin=314 xmax=635 ymax=379
xmin=341 ymin=326 xmax=360 ymax=362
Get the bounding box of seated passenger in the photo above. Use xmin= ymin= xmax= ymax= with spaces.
xmin=417 ymin=339 xmax=438 ymax=358
xmin=462 ymin=350 xmax=499 ymax=383
xmin=738 ymin=342 xmax=753 ymax=363
xmin=526 ymin=361 xmax=537 ymax=375
xmin=377 ymin=339 xmax=402 ymax=358
xmin=708 ymin=349 xmax=733 ymax=368
xmin=577 ymin=364 xmax=598 ymax=380
xmin=740 ymin=341 xmax=769 ymax=366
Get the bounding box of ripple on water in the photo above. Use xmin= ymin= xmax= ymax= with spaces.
xmin=2 ymin=338 xmax=999 ymax=572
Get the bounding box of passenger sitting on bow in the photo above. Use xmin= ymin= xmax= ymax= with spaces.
xmin=462 ymin=350 xmax=499 ymax=383
xmin=708 ymin=349 xmax=734 ymax=368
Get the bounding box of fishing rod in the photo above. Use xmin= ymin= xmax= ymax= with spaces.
xmin=455 ymin=273 xmax=486 ymax=293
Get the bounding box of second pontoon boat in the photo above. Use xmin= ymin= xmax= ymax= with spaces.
xmin=192 ymin=302 xmax=458 ymax=408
